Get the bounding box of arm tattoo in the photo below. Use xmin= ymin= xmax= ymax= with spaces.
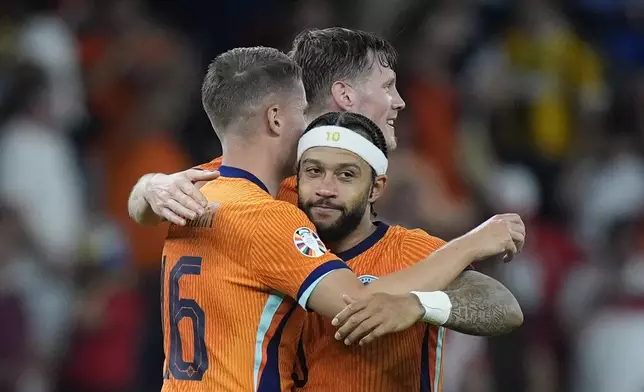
xmin=442 ymin=270 xmax=523 ymax=336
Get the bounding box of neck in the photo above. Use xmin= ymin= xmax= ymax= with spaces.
xmin=327 ymin=213 xmax=378 ymax=253
xmin=221 ymin=142 xmax=284 ymax=197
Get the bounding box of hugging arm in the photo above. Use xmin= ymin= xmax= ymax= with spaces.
xmin=442 ymin=270 xmax=523 ymax=336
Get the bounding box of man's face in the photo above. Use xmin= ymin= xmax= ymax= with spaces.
xmin=297 ymin=147 xmax=373 ymax=243
xmin=351 ymin=59 xmax=405 ymax=151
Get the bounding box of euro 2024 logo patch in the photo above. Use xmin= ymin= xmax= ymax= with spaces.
xmin=293 ymin=227 xmax=327 ymax=257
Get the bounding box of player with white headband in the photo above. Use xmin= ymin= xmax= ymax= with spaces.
xmin=292 ymin=111 xmax=523 ymax=392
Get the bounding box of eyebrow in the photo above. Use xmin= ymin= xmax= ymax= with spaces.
xmin=301 ymin=158 xmax=362 ymax=171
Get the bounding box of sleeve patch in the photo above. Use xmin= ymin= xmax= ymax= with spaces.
xmin=293 ymin=227 xmax=327 ymax=257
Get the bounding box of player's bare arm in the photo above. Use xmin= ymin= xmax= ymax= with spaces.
xmin=128 ymin=168 xmax=219 ymax=226
xmin=309 ymin=214 xmax=524 ymax=342
xmin=327 ymin=214 xmax=525 ymax=344
xmin=441 ymin=269 xmax=523 ymax=336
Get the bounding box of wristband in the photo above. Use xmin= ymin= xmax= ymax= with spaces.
xmin=410 ymin=291 xmax=452 ymax=325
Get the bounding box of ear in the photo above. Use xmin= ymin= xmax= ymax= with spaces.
xmin=330 ymin=81 xmax=356 ymax=111
xmin=266 ymin=104 xmax=282 ymax=136
xmin=369 ymin=175 xmax=387 ymax=203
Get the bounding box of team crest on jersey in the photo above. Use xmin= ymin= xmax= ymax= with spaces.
xmin=359 ymin=275 xmax=378 ymax=285
xmin=293 ymin=227 xmax=327 ymax=257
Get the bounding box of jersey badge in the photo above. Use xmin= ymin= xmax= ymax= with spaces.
xmin=293 ymin=227 xmax=327 ymax=257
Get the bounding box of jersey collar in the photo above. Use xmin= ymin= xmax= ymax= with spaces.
xmin=218 ymin=165 xmax=270 ymax=194
xmin=336 ymin=222 xmax=390 ymax=261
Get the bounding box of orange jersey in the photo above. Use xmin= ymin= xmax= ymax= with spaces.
xmin=161 ymin=165 xmax=349 ymax=392
xmin=196 ymin=157 xmax=298 ymax=205
xmin=294 ymin=223 xmax=449 ymax=392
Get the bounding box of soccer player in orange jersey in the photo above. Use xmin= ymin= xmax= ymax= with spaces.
xmin=160 ymin=47 xmax=523 ymax=392
xmin=128 ymin=28 xmax=403 ymax=225
xmin=291 ymin=111 xmax=522 ymax=392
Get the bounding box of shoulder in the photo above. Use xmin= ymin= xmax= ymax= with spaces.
xmin=195 ymin=156 xmax=223 ymax=171
xmin=261 ymin=199 xmax=311 ymax=222
xmin=277 ymin=176 xmax=298 ymax=205
xmin=389 ymin=225 xmax=447 ymax=260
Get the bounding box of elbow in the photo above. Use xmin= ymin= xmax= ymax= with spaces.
xmin=508 ymin=305 xmax=524 ymax=331
xmin=504 ymin=297 xmax=524 ymax=332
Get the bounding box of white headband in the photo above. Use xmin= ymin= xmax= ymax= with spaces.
xmin=297 ymin=125 xmax=388 ymax=175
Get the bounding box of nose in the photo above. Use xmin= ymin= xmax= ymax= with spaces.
xmin=315 ymin=176 xmax=338 ymax=198
xmin=392 ymin=89 xmax=406 ymax=111
xmin=315 ymin=187 xmax=337 ymax=198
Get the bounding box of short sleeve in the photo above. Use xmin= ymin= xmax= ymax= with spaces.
xmin=249 ymin=203 xmax=350 ymax=310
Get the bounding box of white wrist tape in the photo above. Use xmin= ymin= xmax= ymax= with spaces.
xmin=410 ymin=291 xmax=452 ymax=325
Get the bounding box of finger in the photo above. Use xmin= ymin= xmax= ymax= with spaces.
xmin=510 ymin=231 xmax=526 ymax=251
xmin=509 ymin=229 xmax=525 ymax=243
xmin=193 ymin=180 xmax=208 ymax=190
xmin=332 ymin=300 xmax=368 ymax=327
xmin=503 ymin=240 xmax=518 ymax=263
xmin=334 ymin=309 xmax=372 ymax=341
xmin=509 ymin=221 xmax=526 ymax=236
xmin=344 ymin=317 xmax=380 ymax=345
xmin=185 ymin=169 xmax=220 ymax=182
xmin=177 ymin=180 xmax=208 ymax=211
xmin=342 ymin=294 xmax=357 ymax=305
xmin=174 ymin=190 xmax=208 ymax=217
xmin=359 ymin=324 xmax=389 ymax=346
xmin=166 ymin=199 xmax=199 ymax=221
xmin=507 ymin=239 xmax=518 ymax=255
xmin=161 ymin=208 xmax=186 ymax=226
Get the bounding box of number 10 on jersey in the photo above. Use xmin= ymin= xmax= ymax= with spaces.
xmin=161 ymin=256 xmax=209 ymax=381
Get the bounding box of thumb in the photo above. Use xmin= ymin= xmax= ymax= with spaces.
xmin=342 ymin=294 xmax=356 ymax=305
xmin=186 ymin=168 xmax=220 ymax=182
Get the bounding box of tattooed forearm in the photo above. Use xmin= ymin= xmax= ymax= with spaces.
xmin=442 ymin=270 xmax=523 ymax=336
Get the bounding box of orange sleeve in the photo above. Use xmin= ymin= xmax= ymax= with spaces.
xmin=249 ymin=202 xmax=350 ymax=310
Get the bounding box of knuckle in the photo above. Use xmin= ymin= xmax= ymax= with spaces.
xmin=168 ymin=186 xmax=180 ymax=196
xmin=178 ymin=193 xmax=191 ymax=205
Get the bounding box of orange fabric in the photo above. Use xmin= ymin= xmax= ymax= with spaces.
xmin=296 ymin=226 xmax=447 ymax=392
xmin=102 ymin=135 xmax=190 ymax=271
xmin=161 ymin=177 xmax=347 ymax=392
xmin=197 ymin=157 xmax=298 ymax=205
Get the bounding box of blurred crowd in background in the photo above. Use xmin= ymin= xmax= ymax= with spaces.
xmin=1 ymin=0 xmax=644 ymax=391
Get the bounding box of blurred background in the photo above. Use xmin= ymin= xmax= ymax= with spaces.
xmin=1 ymin=0 xmax=644 ymax=391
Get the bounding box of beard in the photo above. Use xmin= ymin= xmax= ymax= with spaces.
xmin=298 ymin=191 xmax=370 ymax=245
